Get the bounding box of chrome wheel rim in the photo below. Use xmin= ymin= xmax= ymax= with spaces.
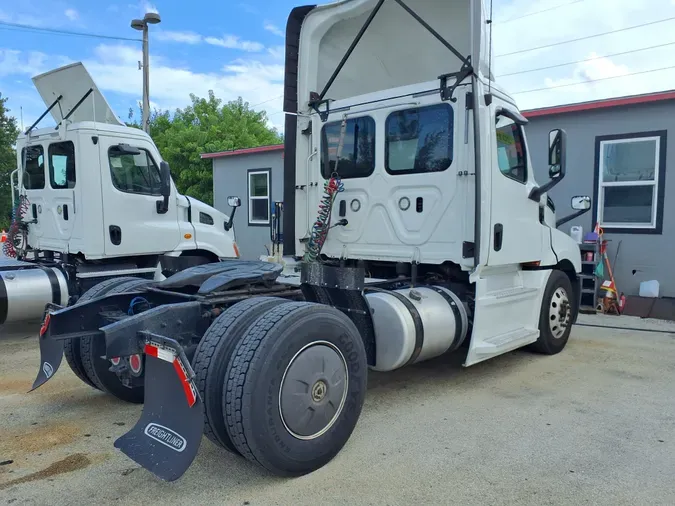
xmin=549 ymin=287 xmax=571 ymax=339
xmin=279 ymin=341 xmax=348 ymax=441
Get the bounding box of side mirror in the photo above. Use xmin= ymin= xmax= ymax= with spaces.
xmin=224 ymin=195 xmax=241 ymax=231
xmin=571 ymin=195 xmax=591 ymax=211
xmin=556 ymin=195 xmax=592 ymax=228
xmin=529 ymin=127 xmax=568 ymax=202
xmin=156 ymin=161 xmax=171 ymax=214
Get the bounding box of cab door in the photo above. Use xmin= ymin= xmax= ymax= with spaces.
xmin=464 ymin=98 xmax=548 ymax=367
xmin=99 ymin=137 xmax=181 ymax=256
xmin=486 ymin=103 xmax=543 ymax=266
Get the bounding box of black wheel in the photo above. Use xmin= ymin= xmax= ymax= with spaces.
xmin=193 ymin=296 xmax=289 ymax=453
xmin=224 ymin=301 xmax=368 ymax=477
xmin=79 ymin=278 xmax=155 ymax=404
xmin=63 ymin=276 xmax=145 ymax=390
xmin=529 ymin=270 xmax=574 ymax=355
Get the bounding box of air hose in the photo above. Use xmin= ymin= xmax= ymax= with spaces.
xmin=2 ymin=195 xmax=29 ymax=259
xmin=303 ymin=116 xmax=348 ymax=263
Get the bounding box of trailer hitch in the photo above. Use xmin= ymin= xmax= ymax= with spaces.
xmin=114 ymin=333 xmax=204 ymax=482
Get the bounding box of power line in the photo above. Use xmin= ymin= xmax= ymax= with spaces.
xmin=497 ymin=41 xmax=675 ymax=77
xmin=497 ymin=0 xmax=584 ymax=24
xmin=511 ymin=65 xmax=675 ymax=94
xmin=249 ymin=95 xmax=283 ymax=109
xmin=0 ymin=21 xmax=141 ymax=42
xmin=496 ymin=16 xmax=675 ymax=57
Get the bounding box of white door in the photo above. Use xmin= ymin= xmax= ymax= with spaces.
xmin=464 ymin=98 xmax=549 ymax=366
xmin=100 ymin=137 xmax=181 ymax=256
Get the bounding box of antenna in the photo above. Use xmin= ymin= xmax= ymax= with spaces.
xmin=488 ymin=0 xmax=494 ymax=94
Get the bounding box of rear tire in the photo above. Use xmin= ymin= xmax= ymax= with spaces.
xmin=193 ymin=296 xmax=289 ymax=453
xmin=529 ymin=270 xmax=574 ymax=355
xmin=63 ymin=277 xmax=146 ymax=390
xmin=79 ymin=278 xmax=155 ymax=404
xmin=224 ymin=302 xmax=368 ymax=477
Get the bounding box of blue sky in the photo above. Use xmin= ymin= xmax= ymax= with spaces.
xmin=2 ymin=0 xmax=675 ymax=132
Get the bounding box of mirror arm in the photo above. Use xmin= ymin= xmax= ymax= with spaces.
xmin=224 ymin=207 xmax=237 ymax=231
xmin=156 ymin=196 xmax=169 ymax=215
xmin=556 ymin=207 xmax=591 ymax=228
xmin=529 ymin=176 xmax=561 ymax=202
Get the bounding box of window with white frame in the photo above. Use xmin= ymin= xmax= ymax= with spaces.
xmin=596 ymin=131 xmax=666 ymax=233
xmin=248 ymin=169 xmax=270 ymax=225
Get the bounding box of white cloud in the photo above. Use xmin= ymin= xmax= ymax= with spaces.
xmin=142 ymin=1 xmax=158 ymax=14
xmin=156 ymin=31 xmax=202 ymax=44
xmin=267 ymin=45 xmax=285 ymax=61
xmin=204 ymin=35 xmax=264 ymax=52
xmin=490 ymin=0 xmax=675 ymax=109
xmin=264 ymin=23 xmax=285 ymax=38
xmin=64 ymin=8 xmax=78 ymax=21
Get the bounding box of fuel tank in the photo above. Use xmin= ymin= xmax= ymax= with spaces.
xmin=0 ymin=261 xmax=69 ymax=324
xmin=365 ymin=285 xmax=470 ymax=372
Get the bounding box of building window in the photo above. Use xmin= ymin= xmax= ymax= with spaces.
xmin=495 ymin=114 xmax=527 ymax=184
xmin=48 ymin=141 xmax=77 ymax=189
xmin=385 ymin=104 xmax=453 ymax=175
xmin=108 ymin=146 xmax=163 ymax=196
xmin=21 ymin=145 xmax=46 ymax=190
xmin=595 ymin=131 xmax=666 ymax=234
xmin=321 ymin=116 xmax=375 ymax=179
xmin=248 ymin=169 xmax=270 ymax=225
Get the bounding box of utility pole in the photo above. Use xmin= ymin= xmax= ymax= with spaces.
xmin=131 ymin=12 xmax=161 ymax=133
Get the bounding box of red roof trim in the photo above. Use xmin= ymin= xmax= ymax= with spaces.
xmin=200 ymin=144 xmax=284 ymax=159
xmin=522 ymin=90 xmax=675 ymax=118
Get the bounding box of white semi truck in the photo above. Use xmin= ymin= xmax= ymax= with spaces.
xmin=1 ymin=62 xmax=240 ymax=325
xmin=27 ymin=0 xmax=591 ymax=482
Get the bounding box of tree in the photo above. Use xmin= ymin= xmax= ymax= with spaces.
xmin=0 ymin=95 xmax=19 ymax=230
xmin=129 ymin=91 xmax=283 ymax=205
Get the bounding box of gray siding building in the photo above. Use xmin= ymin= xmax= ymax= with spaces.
xmin=204 ymin=145 xmax=285 ymax=261
xmin=204 ymin=90 xmax=675 ymax=298
xmin=524 ymin=90 xmax=674 ymax=298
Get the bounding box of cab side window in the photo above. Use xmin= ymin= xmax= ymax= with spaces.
xmin=108 ymin=146 xmax=162 ymax=196
xmin=49 ymin=141 xmax=77 ymax=189
xmin=22 ymin=145 xmax=46 ymax=189
xmin=495 ymin=114 xmax=527 ymax=184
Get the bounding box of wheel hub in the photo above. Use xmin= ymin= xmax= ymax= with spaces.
xmin=549 ymin=287 xmax=571 ymax=339
xmin=279 ymin=341 xmax=348 ymax=441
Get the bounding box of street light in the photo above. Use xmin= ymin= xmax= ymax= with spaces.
xmin=131 ymin=12 xmax=161 ymax=133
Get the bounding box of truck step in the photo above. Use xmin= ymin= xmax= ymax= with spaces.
xmin=470 ymin=327 xmax=540 ymax=356
xmin=75 ymin=267 xmax=158 ymax=279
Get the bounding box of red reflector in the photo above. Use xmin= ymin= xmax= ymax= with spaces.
xmin=111 ymin=357 xmax=121 ymax=366
xmin=39 ymin=313 xmax=51 ymax=337
xmin=173 ymin=358 xmax=197 ymax=408
xmin=144 ymin=344 xmax=159 ymax=358
xmin=129 ymin=354 xmax=142 ymax=373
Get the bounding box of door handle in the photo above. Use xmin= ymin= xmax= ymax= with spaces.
xmin=109 ymin=225 xmax=122 ymax=246
xmin=494 ymin=223 xmax=503 ymax=252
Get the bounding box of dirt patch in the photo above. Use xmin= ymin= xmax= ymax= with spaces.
xmin=0 ymin=421 xmax=80 ymax=457
xmin=0 ymin=454 xmax=91 ymax=491
xmin=0 ymin=377 xmax=38 ymax=396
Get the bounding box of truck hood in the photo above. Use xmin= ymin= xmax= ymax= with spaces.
xmin=293 ymin=0 xmax=490 ymax=110
xmin=32 ymin=62 xmax=124 ymax=126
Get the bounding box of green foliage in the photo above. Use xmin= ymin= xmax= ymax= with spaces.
xmin=0 ymin=95 xmax=20 ymax=230
xmin=128 ymin=91 xmax=283 ymax=205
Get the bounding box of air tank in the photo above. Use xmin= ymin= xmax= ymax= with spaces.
xmin=0 ymin=265 xmax=69 ymax=324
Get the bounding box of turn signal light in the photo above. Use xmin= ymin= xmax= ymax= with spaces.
xmin=184 ymin=233 xmax=192 ymax=240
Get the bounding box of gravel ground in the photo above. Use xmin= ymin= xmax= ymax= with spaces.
xmin=1 ymin=318 xmax=675 ymax=506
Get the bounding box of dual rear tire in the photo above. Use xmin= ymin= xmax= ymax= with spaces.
xmin=194 ymin=298 xmax=368 ymax=477
xmin=63 ymin=277 xmax=153 ymax=404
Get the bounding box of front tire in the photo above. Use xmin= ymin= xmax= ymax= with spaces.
xmin=530 ymin=270 xmax=574 ymax=355
xmin=224 ymin=302 xmax=368 ymax=477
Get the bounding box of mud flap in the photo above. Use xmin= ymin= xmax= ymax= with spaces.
xmin=114 ymin=335 xmax=204 ymax=482
xmin=30 ymin=311 xmax=64 ymax=392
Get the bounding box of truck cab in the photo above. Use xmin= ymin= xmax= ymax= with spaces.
xmin=12 ymin=63 xmax=238 ymax=269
